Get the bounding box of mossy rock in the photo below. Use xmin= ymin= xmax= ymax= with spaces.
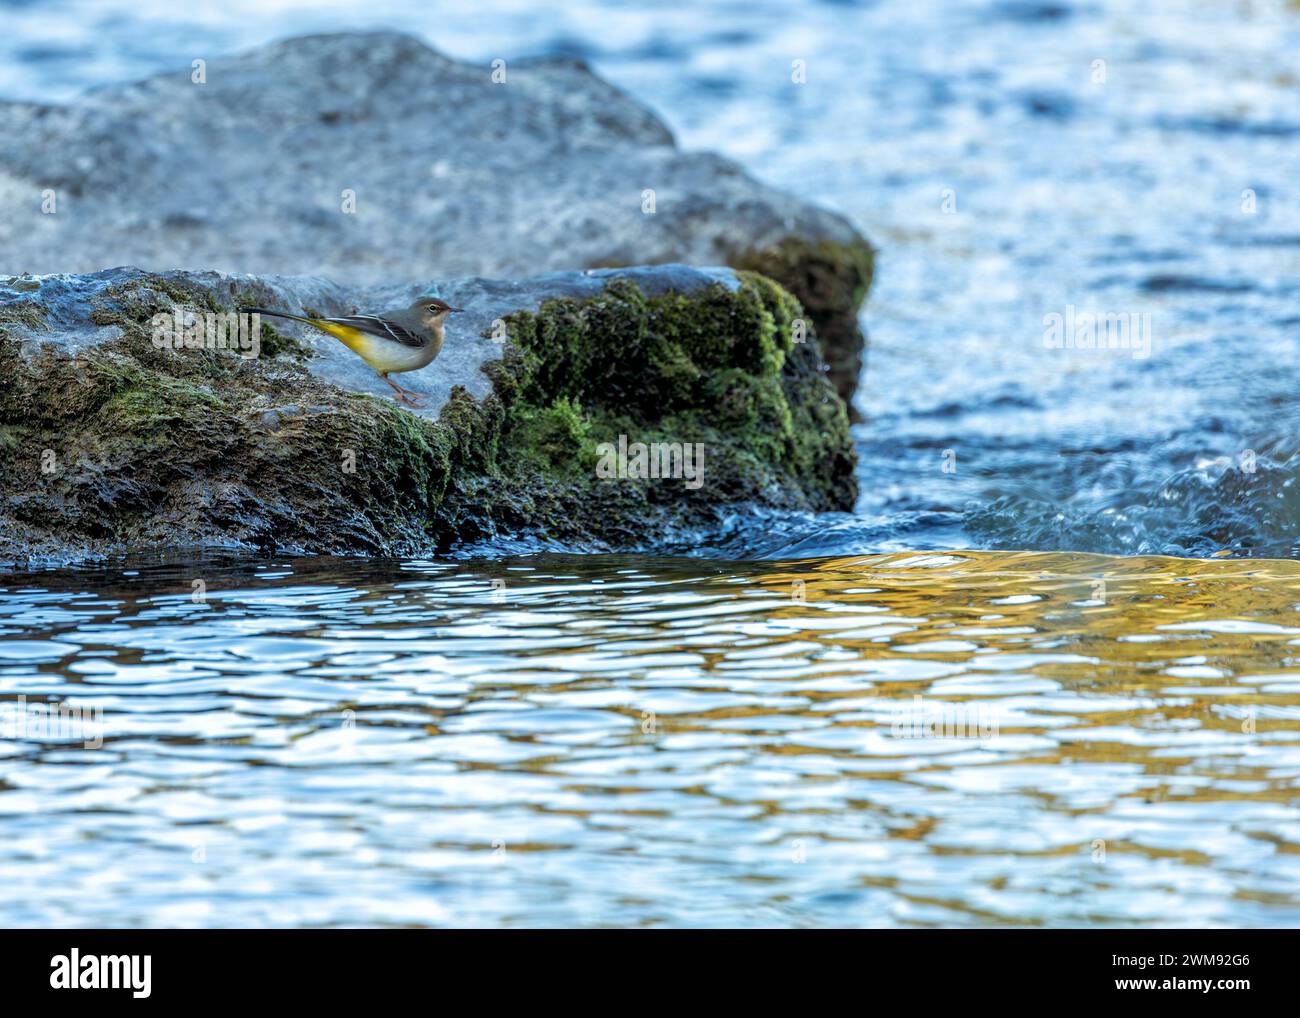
xmin=728 ymin=235 xmax=875 ymax=415
xmin=0 ymin=265 xmax=856 ymax=566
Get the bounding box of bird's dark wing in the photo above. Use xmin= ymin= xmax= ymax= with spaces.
xmin=322 ymin=315 xmax=427 ymax=348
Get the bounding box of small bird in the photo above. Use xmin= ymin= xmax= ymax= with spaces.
xmin=239 ymin=298 xmax=463 ymax=407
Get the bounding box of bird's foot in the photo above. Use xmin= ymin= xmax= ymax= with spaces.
xmin=391 ymin=391 xmax=424 ymax=408
xmin=382 ymin=375 xmax=424 ymax=408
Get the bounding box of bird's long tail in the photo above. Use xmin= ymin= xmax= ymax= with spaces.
xmin=239 ymin=306 xmax=318 ymax=326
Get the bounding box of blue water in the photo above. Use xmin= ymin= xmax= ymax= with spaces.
xmin=3 ymin=0 xmax=1299 ymax=558
xmin=3 ymin=1 xmax=1300 ymax=929
xmin=4 ymin=550 xmax=1299 ymax=927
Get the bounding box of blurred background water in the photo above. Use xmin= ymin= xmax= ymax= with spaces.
xmin=2 ymin=0 xmax=1299 ymax=557
xmin=2 ymin=0 xmax=1300 ymax=927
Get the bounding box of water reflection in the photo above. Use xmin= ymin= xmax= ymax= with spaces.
xmin=1 ymin=551 xmax=1297 ymax=926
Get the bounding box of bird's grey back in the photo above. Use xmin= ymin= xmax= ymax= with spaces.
xmin=326 ymin=313 xmax=429 ymax=348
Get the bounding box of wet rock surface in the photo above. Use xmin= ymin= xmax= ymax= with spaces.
xmin=0 ymin=31 xmax=872 ymax=403
xmin=0 ymin=265 xmax=855 ymax=565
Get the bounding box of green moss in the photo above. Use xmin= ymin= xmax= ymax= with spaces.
xmin=0 ymin=300 xmax=49 ymax=335
xmin=231 ymin=289 xmax=313 ymax=360
xmin=730 ymin=236 xmax=874 ymax=321
xmin=507 ymin=396 xmax=596 ymax=475
xmin=728 ymin=235 xmax=875 ymax=411
xmin=1 ymin=273 xmax=458 ymax=558
xmin=489 ymin=272 xmax=856 ymax=528
xmin=84 ymin=277 xmax=313 ymax=366
xmin=99 ymin=368 xmax=228 ymax=428
xmin=0 ymin=269 xmax=856 ymax=562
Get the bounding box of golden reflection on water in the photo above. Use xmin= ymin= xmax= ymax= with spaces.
xmin=681 ymin=550 xmax=1300 ymax=923
xmin=1 ymin=549 xmax=1299 ymax=926
xmin=764 ymin=551 xmax=1300 ymax=784
xmin=798 ymin=550 xmax=1300 ymax=698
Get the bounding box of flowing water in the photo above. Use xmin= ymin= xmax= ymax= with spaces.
xmin=2 ymin=0 xmax=1300 ymax=925
xmin=3 ymin=552 xmax=1300 ymax=926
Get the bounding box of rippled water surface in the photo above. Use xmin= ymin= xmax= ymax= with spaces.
xmin=3 ymin=1 xmax=1300 ymax=926
xmin=2 ymin=552 xmax=1299 ymax=927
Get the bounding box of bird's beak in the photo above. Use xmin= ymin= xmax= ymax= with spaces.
xmin=448 ymin=307 xmax=464 ymax=313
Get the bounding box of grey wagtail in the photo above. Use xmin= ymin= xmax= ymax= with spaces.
xmin=239 ymin=298 xmax=462 ymax=407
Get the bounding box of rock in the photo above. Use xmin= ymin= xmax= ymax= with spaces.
xmin=0 ymin=30 xmax=872 ymax=406
xmin=0 ymin=265 xmax=856 ymax=566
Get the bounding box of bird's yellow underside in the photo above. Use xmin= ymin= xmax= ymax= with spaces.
xmin=308 ymin=319 xmax=423 ymax=373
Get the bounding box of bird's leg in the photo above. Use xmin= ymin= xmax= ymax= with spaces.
xmin=381 ymin=373 xmax=422 ymax=407
xmin=391 ymin=377 xmax=426 ymax=399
